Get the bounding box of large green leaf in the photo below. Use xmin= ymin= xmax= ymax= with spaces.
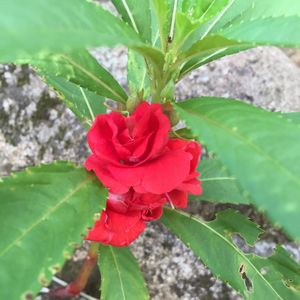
xmin=15 ymin=50 xmax=128 ymax=103
xmin=0 ymin=0 xmax=142 ymax=63
xmin=211 ymin=0 xmax=300 ymax=32
xmin=111 ymin=0 xmax=152 ymax=43
xmin=45 ymin=75 xmax=106 ymax=129
xmin=98 ymin=245 xmax=149 ymax=300
xmin=194 ymin=159 xmax=249 ymax=204
xmin=283 ymin=112 xmax=300 ymax=124
xmin=0 ymin=162 xmax=107 ymax=300
xmin=220 ymin=16 xmax=300 ymax=47
xmin=174 ymin=98 xmax=300 ymax=239
xmin=161 ymin=208 xmax=300 ymax=299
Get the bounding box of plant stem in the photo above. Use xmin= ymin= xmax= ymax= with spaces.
xmin=49 ymin=242 xmax=99 ymax=297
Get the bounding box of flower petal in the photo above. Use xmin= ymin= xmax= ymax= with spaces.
xmin=86 ymin=208 xmax=146 ymax=247
xmin=168 ymin=190 xmax=188 ymax=208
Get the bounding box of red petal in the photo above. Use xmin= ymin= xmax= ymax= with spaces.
xmin=177 ymin=177 xmax=203 ymax=195
xmin=139 ymin=149 xmax=191 ymax=194
xmin=142 ymin=207 xmax=163 ymax=221
xmin=85 ymin=155 xmax=130 ymax=194
xmin=106 ymin=149 xmax=191 ymax=194
xmin=128 ymin=192 xmax=166 ymax=210
xmin=86 ymin=208 xmax=146 ymax=247
xmin=168 ymin=190 xmax=188 ymax=208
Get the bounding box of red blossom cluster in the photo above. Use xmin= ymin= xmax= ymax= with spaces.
xmin=85 ymin=102 xmax=202 ymax=246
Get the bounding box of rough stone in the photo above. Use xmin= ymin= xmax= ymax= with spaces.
xmin=1 ymin=41 xmax=300 ymax=299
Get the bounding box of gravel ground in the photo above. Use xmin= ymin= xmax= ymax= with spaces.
xmin=1 ymin=3 xmax=300 ymax=298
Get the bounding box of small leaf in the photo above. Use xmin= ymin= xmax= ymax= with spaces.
xmin=151 ymin=0 xmax=172 ymax=51
xmin=161 ymin=208 xmax=300 ymax=299
xmin=99 ymin=245 xmax=149 ymax=300
xmin=127 ymin=50 xmax=150 ymax=97
xmin=174 ymin=97 xmax=300 ymax=239
xmin=112 ymin=0 xmax=152 ymax=43
xmin=0 ymin=162 xmax=107 ymax=300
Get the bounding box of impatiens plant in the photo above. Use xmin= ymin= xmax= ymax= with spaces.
xmin=1 ymin=0 xmax=300 ymax=299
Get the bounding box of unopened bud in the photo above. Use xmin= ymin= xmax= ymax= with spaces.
xmin=162 ymin=101 xmax=180 ymax=126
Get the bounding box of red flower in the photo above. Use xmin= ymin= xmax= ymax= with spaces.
xmin=85 ymin=102 xmax=194 ymax=194
xmin=85 ymin=102 xmax=202 ymax=246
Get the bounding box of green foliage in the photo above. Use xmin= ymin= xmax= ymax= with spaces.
xmin=151 ymin=0 xmax=172 ymax=51
xmin=193 ymin=159 xmax=250 ymax=204
xmin=0 ymin=162 xmax=107 ymax=300
xmin=0 ymin=0 xmax=143 ymax=63
xmin=161 ymin=208 xmax=300 ymax=299
xmin=112 ymin=0 xmax=152 ymax=43
xmin=283 ymin=112 xmax=300 ymax=124
xmin=46 ymin=75 xmax=106 ymax=129
xmin=220 ymin=16 xmax=300 ymax=47
xmin=127 ymin=50 xmax=150 ymax=98
xmin=178 ymin=35 xmax=251 ymax=77
xmin=99 ymin=245 xmax=149 ymax=300
xmin=177 ymin=0 xmax=300 ymax=76
xmin=174 ymin=98 xmax=300 ymax=239
xmin=171 ymin=0 xmax=231 ymax=51
xmin=14 ymin=50 xmax=127 ymax=103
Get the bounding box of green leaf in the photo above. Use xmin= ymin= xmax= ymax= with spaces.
xmin=174 ymin=98 xmax=300 ymax=239
xmin=16 ymin=50 xmax=128 ymax=103
xmin=178 ymin=35 xmax=251 ymax=77
xmin=175 ymin=0 xmax=231 ymax=50
xmin=180 ymin=0 xmax=212 ymax=20
xmin=45 ymin=75 xmax=106 ymax=129
xmin=151 ymin=0 xmax=172 ymax=51
xmin=0 ymin=0 xmax=143 ymax=63
xmin=193 ymin=159 xmax=250 ymax=204
xmin=0 ymin=162 xmax=107 ymax=300
xmin=178 ymin=0 xmax=300 ymax=76
xmin=180 ymin=0 xmax=230 ymax=23
xmin=171 ymin=12 xmax=200 ymax=51
xmin=127 ymin=50 xmax=151 ymax=98
xmin=180 ymin=44 xmax=251 ymax=77
xmin=220 ymin=16 xmax=300 ymax=48
xmin=99 ymin=245 xmax=149 ymax=300
xmin=131 ymin=45 xmax=165 ymax=89
xmin=111 ymin=0 xmax=152 ymax=43
xmin=212 ymin=0 xmax=300 ymax=31
xmin=283 ymin=112 xmax=300 ymax=124
xmin=161 ymin=208 xmax=300 ymax=299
